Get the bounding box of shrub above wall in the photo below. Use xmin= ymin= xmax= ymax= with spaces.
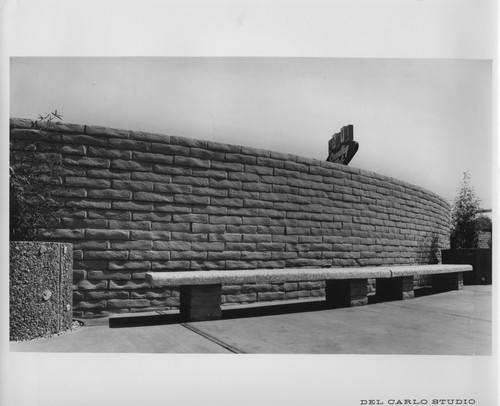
xmin=10 ymin=118 xmax=451 ymax=317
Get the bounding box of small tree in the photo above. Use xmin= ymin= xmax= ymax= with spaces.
xmin=450 ymin=171 xmax=481 ymax=249
xmin=474 ymin=214 xmax=492 ymax=232
xmin=10 ymin=146 xmax=62 ymax=241
xmin=10 ymin=111 xmax=63 ymax=241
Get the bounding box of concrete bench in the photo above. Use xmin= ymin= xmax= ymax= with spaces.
xmin=145 ymin=264 xmax=472 ymax=321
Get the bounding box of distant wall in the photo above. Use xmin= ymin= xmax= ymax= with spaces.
xmin=10 ymin=118 xmax=451 ymax=317
xmin=478 ymin=231 xmax=492 ymax=249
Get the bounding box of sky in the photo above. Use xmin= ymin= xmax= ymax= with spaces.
xmin=10 ymin=57 xmax=493 ymax=210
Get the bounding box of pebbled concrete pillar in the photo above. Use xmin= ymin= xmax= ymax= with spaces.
xmin=10 ymin=242 xmax=73 ymax=341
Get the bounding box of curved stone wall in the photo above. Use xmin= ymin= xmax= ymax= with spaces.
xmin=10 ymin=118 xmax=451 ymax=317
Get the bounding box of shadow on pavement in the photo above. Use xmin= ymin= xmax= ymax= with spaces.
xmin=108 ymin=287 xmax=454 ymax=328
xmin=109 ymin=313 xmax=183 ymax=328
xmin=110 ymin=299 xmax=334 ymax=328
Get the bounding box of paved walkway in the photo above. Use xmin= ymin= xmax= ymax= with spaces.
xmin=10 ymin=285 xmax=492 ymax=355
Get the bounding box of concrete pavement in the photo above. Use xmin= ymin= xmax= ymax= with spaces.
xmin=10 ymin=285 xmax=492 ymax=355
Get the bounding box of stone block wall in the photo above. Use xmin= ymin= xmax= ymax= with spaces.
xmin=10 ymin=118 xmax=451 ymax=317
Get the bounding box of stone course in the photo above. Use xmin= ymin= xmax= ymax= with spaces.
xmin=10 ymin=118 xmax=450 ymax=317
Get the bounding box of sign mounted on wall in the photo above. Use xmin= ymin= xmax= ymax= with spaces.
xmin=326 ymin=124 xmax=359 ymax=165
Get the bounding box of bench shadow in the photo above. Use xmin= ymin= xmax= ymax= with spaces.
xmin=109 ymin=313 xmax=183 ymax=328
xmin=221 ymin=299 xmax=333 ymax=320
xmin=110 ymin=299 xmax=335 ymax=327
xmin=413 ymin=286 xmax=436 ymax=298
xmin=110 ymin=288 xmax=439 ymax=328
xmin=368 ymin=286 xmax=437 ymax=304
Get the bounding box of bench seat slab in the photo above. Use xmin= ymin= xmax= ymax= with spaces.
xmin=432 ymin=272 xmax=463 ymax=292
xmin=146 ymin=267 xmax=392 ymax=287
xmin=389 ymin=264 xmax=472 ymax=277
xmin=376 ymin=276 xmax=414 ymax=301
xmin=180 ymin=284 xmax=222 ymax=321
xmin=325 ymin=279 xmax=368 ymax=307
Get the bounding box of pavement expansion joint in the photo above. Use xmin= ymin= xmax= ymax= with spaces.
xmin=180 ymin=323 xmax=245 ymax=354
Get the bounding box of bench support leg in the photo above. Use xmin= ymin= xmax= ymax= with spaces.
xmin=180 ymin=284 xmax=222 ymax=321
xmin=325 ymin=279 xmax=368 ymax=307
xmin=376 ymin=276 xmax=414 ymax=301
xmin=432 ymin=272 xmax=463 ymax=292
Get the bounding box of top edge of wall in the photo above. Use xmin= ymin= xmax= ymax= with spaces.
xmin=9 ymin=117 xmax=450 ymax=208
